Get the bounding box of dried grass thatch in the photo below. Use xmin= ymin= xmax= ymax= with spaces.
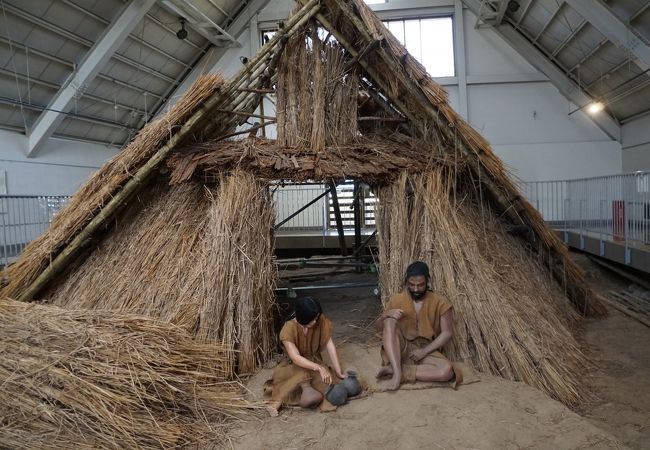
xmin=305 ymin=0 xmax=603 ymax=315
xmin=276 ymin=22 xmax=358 ymax=149
xmin=167 ymin=133 xmax=464 ymax=183
xmin=376 ymin=169 xmax=589 ymax=407
xmin=1 ymin=75 xmax=225 ymax=300
xmin=0 ymin=297 xmax=257 ymax=450
xmin=43 ymin=171 xmax=275 ymax=376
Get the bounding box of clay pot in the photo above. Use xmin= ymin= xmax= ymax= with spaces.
xmin=325 ymin=383 xmax=348 ymax=406
xmin=341 ymin=370 xmax=362 ymax=396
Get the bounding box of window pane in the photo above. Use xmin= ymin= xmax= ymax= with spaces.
xmin=386 ymin=20 xmax=405 ymax=44
xmin=384 ymin=17 xmax=455 ymax=77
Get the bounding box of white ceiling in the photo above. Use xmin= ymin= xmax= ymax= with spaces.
xmin=0 ymin=0 xmax=649 ymax=151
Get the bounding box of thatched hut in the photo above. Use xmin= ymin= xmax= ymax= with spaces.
xmin=1 ymin=0 xmax=603 ymax=408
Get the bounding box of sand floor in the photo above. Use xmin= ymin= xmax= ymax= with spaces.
xmin=230 ymin=253 xmax=649 ymax=449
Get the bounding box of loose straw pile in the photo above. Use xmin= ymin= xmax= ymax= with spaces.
xmin=0 ymin=297 xmax=256 ymax=450
xmin=376 ymin=170 xmax=589 ymax=407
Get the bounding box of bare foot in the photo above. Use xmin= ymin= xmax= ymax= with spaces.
xmin=376 ymin=366 xmax=394 ymax=379
xmin=266 ymin=401 xmax=280 ymax=417
xmin=386 ymin=372 xmax=401 ymax=391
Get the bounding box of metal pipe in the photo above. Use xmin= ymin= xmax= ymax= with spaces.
xmin=276 ymin=255 xmax=364 ymax=263
xmin=275 ymin=282 xmax=378 ymax=292
xmin=352 ymin=229 xmax=377 ymax=257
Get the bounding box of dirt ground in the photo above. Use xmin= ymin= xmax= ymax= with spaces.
xmin=230 ymin=254 xmax=650 ymax=449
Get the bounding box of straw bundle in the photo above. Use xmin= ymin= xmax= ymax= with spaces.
xmin=44 ymin=182 xmax=210 ymax=316
xmin=1 ymin=74 xmax=224 ymax=300
xmin=176 ymin=170 xmax=276 ymax=375
xmin=376 ymin=170 xmax=589 ymax=407
xmin=167 ymin=132 xmax=462 ymax=183
xmin=276 ymin=22 xmax=358 ymax=149
xmin=0 ymin=297 xmax=256 ymax=450
xmin=44 ymin=173 xmax=275 ymax=376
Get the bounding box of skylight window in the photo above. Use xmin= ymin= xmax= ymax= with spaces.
xmin=383 ymin=17 xmax=455 ymax=78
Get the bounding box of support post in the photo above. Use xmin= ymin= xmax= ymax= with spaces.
xmin=328 ymin=180 xmax=348 ymax=256
xmin=353 ymin=181 xmax=362 ymax=256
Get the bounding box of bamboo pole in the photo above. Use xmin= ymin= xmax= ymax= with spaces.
xmin=215 ymin=109 xmax=276 ymax=121
xmin=17 ymin=1 xmax=321 ymax=301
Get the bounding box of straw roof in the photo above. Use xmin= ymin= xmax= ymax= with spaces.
xmin=0 ymin=0 xmax=602 ymax=316
xmin=376 ymin=169 xmax=589 ymax=406
xmin=0 ymin=0 xmax=606 ymax=411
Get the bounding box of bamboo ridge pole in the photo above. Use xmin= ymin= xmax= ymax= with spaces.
xmin=17 ymin=1 xmax=321 ymax=301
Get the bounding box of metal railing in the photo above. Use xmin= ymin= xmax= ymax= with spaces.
xmin=4 ymin=173 xmax=647 ymax=268
xmin=273 ymin=183 xmax=329 ymax=231
xmin=521 ymin=171 xmax=650 ymax=249
xmin=0 ymin=195 xmax=70 ymax=268
xmin=272 ymin=182 xmax=377 ymax=231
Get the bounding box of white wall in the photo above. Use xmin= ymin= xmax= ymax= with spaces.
xmin=0 ymin=129 xmax=117 ymax=195
xmin=460 ymin=7 xmax=622 ymax=181
xmin=621 ymin=115 xmax=650 ymax=172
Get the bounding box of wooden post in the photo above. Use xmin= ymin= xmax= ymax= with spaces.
xmin=353 ymin=181 xmax=362 ymax=253
xmin=328 ymin=180 xmax=348 ymax=256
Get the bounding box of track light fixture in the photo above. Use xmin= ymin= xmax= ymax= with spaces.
xmin=176 ymin=18 xmax=188 ymax=40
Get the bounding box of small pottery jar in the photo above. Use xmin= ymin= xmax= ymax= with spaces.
xmin=341 ymin=370 xmax=362 ymax=396
xmin=325 ymin=383 xmax=348 ymax=406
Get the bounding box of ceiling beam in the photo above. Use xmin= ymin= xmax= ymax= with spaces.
xmin=26 ymin=0 xmax=157 ymax=157
xmin=3 ymin=3 xmax=176 ymax=85
xmin=0 ymin=37 xmax=164 ymax=102
xmin=494 ymin=0 xmax=509 ymax=26
xmin=162 ymin=0 xmax=271 ymax=107
xmin=462 ymin=0 xmax=621 ymax=141
xmin=565 ymin=0 xmax=650 ymax=72
xmin=160 ymin=0 xmax=238 ymax=46
xmin=60 ymin=0 xmax=192 ymax=69
xmin=551 ymin=19 xmax=587 ymax=57
xmin=533 ymin=2 xmax=562 ymax=42
xmin=515 ymin=0 xmax=533 ymax=25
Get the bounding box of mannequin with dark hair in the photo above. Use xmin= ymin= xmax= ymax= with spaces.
xmin=265 ymin=297 xmax=346 ymax=416
xmin=294 ymin=297 xmax=322 ymax=325
xmin=375 ymin=261 xmax=461 ymax=390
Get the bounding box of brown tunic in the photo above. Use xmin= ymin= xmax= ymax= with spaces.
xmin=382 ymin=290 xmax=462 ymax=386
xmin=279 ymin=316 xmax=333 ymax=361
xmin=385 ymin=290 xmax=452 ymax=341
xmin=265 ymin=316 xmax=339 ymax=407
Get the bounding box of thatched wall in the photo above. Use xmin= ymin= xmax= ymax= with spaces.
xmin=376 ymin=169 xmax=589 ymax=406
xmin=42 ymin=171 xmax=275 ymax=376
xmin=0 ymin=298 xmax=254 ymax=450
xmin=276 ymin=23 xmax=358 ymax=149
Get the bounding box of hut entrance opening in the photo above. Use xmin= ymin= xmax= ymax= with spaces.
xmin=272 ymin=178 xmax=381 ymax=342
